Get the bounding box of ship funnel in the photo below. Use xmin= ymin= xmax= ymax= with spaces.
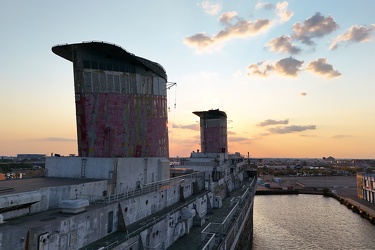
xmin=53 ymin=41 xmax=169 ymax=158
xmin=193 ymin=109 xmax=227 ymax=154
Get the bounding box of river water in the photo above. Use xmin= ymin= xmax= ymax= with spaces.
xmin=253 ymin=195 xmax=375 ymax=250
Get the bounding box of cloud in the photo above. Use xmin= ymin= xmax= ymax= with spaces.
xmin=300 ymin=134 xmax=317 ymax=137
xmin=330 ymin=25 xmax=375 ymax=50
xmin=255 ymin=1 xmax=293 ymax=23
xmin=215 ymin=17 xmax=271 ymax=41
xmin=306 ymin=58 xmax=341 ymax=78
xmin=198 ymin=1 xmax=222 ymax=15
xmin=184 ymin=33 xmax=215 ymax=50
xmin=247 ymin=57 xmax=303 ymax=77
xmin=184 ymin=14 xmax=271 ymax=51
xmin=265 ymin=35 xmax=301 ymax=54
xmin=275 ymin=57 xmax=304 ymax=77
xmin=255 ymin=2 xmax=274 ymax=10
xmin=275 ymin=1 xmax=293 ymax=22
xmin=257 ymin=119 xmax=289 ymax=127
xmin=268 ymin=125 xmax=316 ymax=134
xmin=300 ymin=92 xmax=307 ymax=96
xmin=333 ymin=134 xmax=352 ymax=139
xmin=247 ymin=61 xmax=274 ymax=77
xmin=292 ymin=12 xmax=339 ymax=45
xmin=172 ymin=123 xmax=199 ymax=130
xmin=219 ymin=11 xmax=238 ymax=25
xmin=229 ymin=136 xmax=251 ymax=142
xmin=35 ymin=137 xmax=76 ymax=142
xmin=248 ymin=57 xmax=340 ymax=78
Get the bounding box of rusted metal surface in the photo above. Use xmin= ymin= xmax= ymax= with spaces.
xmin=53 ymin=42 xmax=169 ymax=158
xmin=193 ymin=109 xmax=227 ymax=154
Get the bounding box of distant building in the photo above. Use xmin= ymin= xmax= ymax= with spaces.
xmin=323 ymin=156 xmax=335 ymax=164
xmin=16 ymin=154 xmax=46 ymax=161
xmin=0 ymin=156 xmax=13 ymax=160
xmin=357 ymin=172 xmax=375 ymax=203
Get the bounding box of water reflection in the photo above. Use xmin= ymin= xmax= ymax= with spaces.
xmin=253 ymin=195 xmax=375 ymax=250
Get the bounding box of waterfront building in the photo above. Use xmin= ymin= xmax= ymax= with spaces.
xmin=357 ymin=172 xmax=375 ymax=203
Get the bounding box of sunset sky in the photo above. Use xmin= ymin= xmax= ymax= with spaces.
xmin=1 ymin=1 xmax=374 ymax=159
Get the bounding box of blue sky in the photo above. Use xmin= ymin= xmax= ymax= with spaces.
xmin=1 ymin=0 xmax=374 ymax=158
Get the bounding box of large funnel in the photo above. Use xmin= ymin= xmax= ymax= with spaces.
xmin=193 ymin=109 xmax=227 ymax=154
xmin=53 ymin=42 xmax=169 ymax=158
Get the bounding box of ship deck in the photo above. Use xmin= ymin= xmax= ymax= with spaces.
xmin=0 ymin=177 xmax=103 ymax=195
xmin=81 ymin=178 xmax=254 ymax=250
xmin=168 ymin=179 xmax=253 ymax=250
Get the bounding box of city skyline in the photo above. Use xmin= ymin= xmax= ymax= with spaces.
xmin=1 ymin=1 xmax=374 ymax=158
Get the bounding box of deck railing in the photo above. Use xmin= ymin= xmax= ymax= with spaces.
xmin=80 ymin=172 xmax=205 ymax=204
xmin=200 ymin=176 xmax=257 ymax=250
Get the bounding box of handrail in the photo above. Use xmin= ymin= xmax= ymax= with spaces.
xmin=200 ymin=176 xmax=257 ymax=250
xmin=89 ymin=172 xmax=205 ymax=204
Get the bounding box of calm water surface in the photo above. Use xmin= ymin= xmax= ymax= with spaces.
xmin=253 ymin=195 xmax=375 ymax=250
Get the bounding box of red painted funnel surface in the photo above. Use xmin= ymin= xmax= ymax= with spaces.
xmin=53 ymin=42 xmax=169 ymax=158
xmin=193 ymin=109 xmax=227 ymax=154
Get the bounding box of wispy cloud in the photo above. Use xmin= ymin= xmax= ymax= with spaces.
xmin=257 ymin=119 xmax=289 ymax=127
xmin=229 ymin=136 xmax=251 ymax=142
xmin=265 ymin=35 xmax=301 ymax=54
xmin=306 ymin=58 xmax=341 ymax=78
xmin=292 ymin=12 xmax=339 ymax=46
xmin=300 ymin=134 xmax=317 ymax=137
xmin=172 ymin=123 xmax=199 ymax=130
xmin=268 ymin=125 xmax=316 ymax=134
xmin=330 ymin=25 xmax=375 ymax=50
xmin=198 ymin=1 xmax=222 ymax=15
xmin=34 ymin=137 xmax=76 ymax=142
xmin=333 ymin=134 xmax=352 ymax=139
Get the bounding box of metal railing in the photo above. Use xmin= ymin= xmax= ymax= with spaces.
xmin=200 ymin=177 xmax=257 ymax=250
xmin=201 ymin=233 xmax=216 ymax=250
xmin=88 ymin=172 xmax=205 ymax=204
xmin=216 ymin=177 xmax=257 ymax=249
